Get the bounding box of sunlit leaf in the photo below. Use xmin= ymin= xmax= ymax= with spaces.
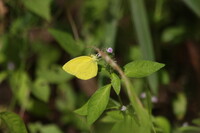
xmin=74 ymin=101 xmax=89 ymax=116
xmin=124 ymin=60 xmax=165 ymax=78
xmin=48 ymin=29 xmax=83 ymax=57
xmin=87 ymin=84 xmax=111 ymax=125
xmin=70 ymin=114 xmax=90 ymax=131
xmin=101 ymin=110 xmax=124 ymax=123
xmin=111 ymin=73 xmax=121 ymax=95
xmin=154 ymin=116 xmax=171 ymax=133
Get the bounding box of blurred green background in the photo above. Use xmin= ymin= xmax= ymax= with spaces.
xmin=0 ymin=0 xmax=200 ymax=132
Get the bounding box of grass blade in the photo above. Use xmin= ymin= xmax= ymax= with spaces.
xmin=129 ymin=0 xmax=159 ymax=94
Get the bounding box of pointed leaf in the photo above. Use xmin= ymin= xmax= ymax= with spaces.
xmin=124 ymin=60 xmax=165 ymax=78
xmin=111 ymin=73 xmax=121 ymax=95
xmin=87 ymin=84 xmax=111 ymax=125
xmin=0 ymin=111 xmax=28 ymax=133
xmin=23 ymin=0 xmax=52 ymax=21
xmin=74 ymin=100 xmax=89 ymax=116
xmin=48 ymin=29 xmax=82 ymax=56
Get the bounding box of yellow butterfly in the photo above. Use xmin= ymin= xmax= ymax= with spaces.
xmin=62 ymin=55 xmax=98 ymax=80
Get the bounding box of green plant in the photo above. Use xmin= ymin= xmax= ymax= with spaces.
xmin=71 ymin=48 xmax=165 ymax=132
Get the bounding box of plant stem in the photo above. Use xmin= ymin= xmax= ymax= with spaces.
xmin=94 ymin=48 xmax=144 ymax=114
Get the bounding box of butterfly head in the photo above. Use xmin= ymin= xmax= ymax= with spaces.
xmin=91 ymin=54 xmax=99 ymax=61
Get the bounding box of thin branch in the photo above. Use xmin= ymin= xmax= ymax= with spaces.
xmin=67 ymin=11 xmax=80 ymax=40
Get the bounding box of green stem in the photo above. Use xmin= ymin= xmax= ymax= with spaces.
xmin=94 ymin=48 xmax=144 ymax=115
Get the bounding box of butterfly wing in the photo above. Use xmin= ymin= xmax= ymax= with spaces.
xmin=62 ymin=56 xmax=98 ymax=80
xmin=75 ymin=59 xmax=98 ymax=80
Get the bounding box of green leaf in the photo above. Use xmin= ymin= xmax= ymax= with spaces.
xmin=74 ymin=101 xmax=89 ymax=116
xmin=106 ymin=98 xmax=120 ymax=110
xmin=87 ymin=84 xmax=111 ymax=125
xmin=192 ymin=118 xmax=200 ymax=126
xmin=183 ymin=0 xmax=200 ymax=17
xmin=74 ymin=91 xmax=118 ymax=117
xmin=28 ymin=123 xmax=63 ymax=133
xmin=37 ymin=65 xmax=72 ymax=84
xmin=110 ymin=115 xmax=141 ymax=133
xmin=161 ymin=26 xmax=185 ymax=43
xmin=111 ymin=73 xmax=121 ymax=95
xmin=48 ymin=29 xmax=82 ymax=56
xmin=154 ymin=116 xmax=171 ymax=133
xmin=32 ymin=78 xmax=50 ymax=102
xmin=161 ymin=70 xmax=170 ymax=85
xmin=40 ymin=124 xmax=63 ymax=133
xmin=101 ymin=110 xmax=124 ymax=123
xmin=178 ymin=126 xmax=200 ymax=133
xmin=0 ymin=71 xmax=7 ymax=83
xmin=28 ymin=122 xmax=42 ymax=133
xmin=173 ymin=92 xmax=187 ymax=120
xmin=10 ymin=71 xmax=31 ymax=109
xmin=0 ymin=111 xmax=28 ymax=133
xmin=22 ymin=0 xmax=52 ymax=21
xmin=124 ymin=60 xmax=165 ymax=78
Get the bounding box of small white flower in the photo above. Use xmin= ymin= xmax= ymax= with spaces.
xmin=106 ymin=47 xmax=113 ymax=53
xmin=151 ymin=96 xmax=158 ymax=103
xmin=121 ymin=105 xmax=127 ymax=111
xmin=140 ymin=92 xmax=146 ymax=99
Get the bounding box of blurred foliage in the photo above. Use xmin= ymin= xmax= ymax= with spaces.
xmin=0 ymin=0 xmax=200 ymax=132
